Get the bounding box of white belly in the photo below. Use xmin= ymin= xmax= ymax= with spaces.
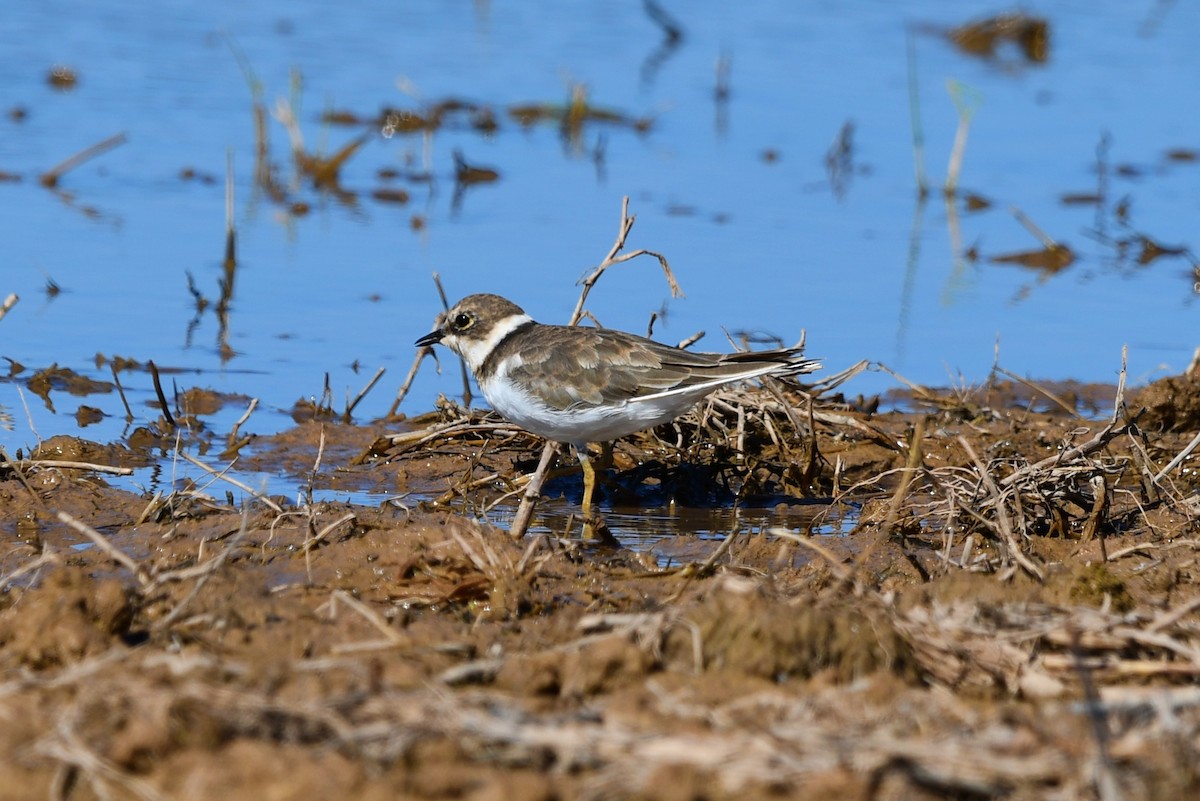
xmin=480 ymin=374 xmax=702 ymax=448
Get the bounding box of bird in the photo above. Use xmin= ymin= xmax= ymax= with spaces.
xmin=415 ymin=293 xmax=820 ymax=525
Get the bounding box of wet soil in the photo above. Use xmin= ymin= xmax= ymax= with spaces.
xmin=2 ymin=373 xmax=1200 ymax=800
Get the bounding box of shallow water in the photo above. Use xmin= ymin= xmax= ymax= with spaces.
xmin=488 ymin=497 xmax=857 ymax=556
xmin=2 ymin=1 xmax=1198 ymax=507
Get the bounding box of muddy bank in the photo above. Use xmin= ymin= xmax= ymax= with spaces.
xmin=1 ymin=371 xmax=1199 ymax=800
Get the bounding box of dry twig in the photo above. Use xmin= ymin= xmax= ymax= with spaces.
xmin=39 ymin=132 xmax=128 ymax=188
xmin=176 ymin=451 xmax=284 ymax=513
xmin=0 ymin=292 xmax=17 ymax=323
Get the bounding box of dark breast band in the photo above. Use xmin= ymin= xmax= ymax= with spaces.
xmin=476 ymin=318 xmax=538 ymax=380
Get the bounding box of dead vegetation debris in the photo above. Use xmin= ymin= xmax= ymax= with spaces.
xmin=1 ymin=363 xmax=1200 ymax=799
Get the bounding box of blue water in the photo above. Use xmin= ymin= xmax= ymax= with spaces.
xmin=2 ymin=1 xmax=1197 ymax=497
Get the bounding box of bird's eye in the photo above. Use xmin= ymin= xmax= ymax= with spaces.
xmin=453 ymin=312 xmax=473 ymax=330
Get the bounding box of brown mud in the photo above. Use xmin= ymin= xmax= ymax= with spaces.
xmin=2 ymin=371 xmax=1200 ymax=801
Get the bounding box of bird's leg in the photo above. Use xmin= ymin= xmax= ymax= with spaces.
xmin=578 ymin=445 xmax=597 ymax=518
xmin=576 ymin=443 xmax=606 ymax=540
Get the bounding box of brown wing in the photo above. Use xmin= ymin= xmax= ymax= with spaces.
xmin=503 ymin=325 xmax=810 ymax=411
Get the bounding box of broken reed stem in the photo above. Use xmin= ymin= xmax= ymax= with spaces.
xmin=383 ymin=419 xmax=526 ymax=457
xmin=225 ymin=31 xmax=276 ymax=201
xmin=509 ymin=442 xmax=558 ymax=540
xmin=1154 ymin=429 xmax=1200 ymax=483
xmin=994 ymin=367 xmax=1081 ymax=418
xmin=224 ymin=148 xmax=236 ymax=270
xmin=147 ymin=361 xmax=176 ymax=430
xmin=569 ymin=194 xmax=683 ymax=326
xmin=1079 ymin=475 xmax=1109 ymax=560
xmin=299 ymin=424 xmax=327 ymax=562
xmin=1111 ymin=345 xmax=1128 ymax=424
xmin=945 ymin=101 xmax=970 ymax=195
xmin=660 ymin=529 xmax=739 ymax=604
xmin=15 ymin=385 xmax=42 ymax=450
xmin=881 ymin=415 xmax=926 ymax=536
xmin=227 ymin=397 xmax=259 ymax=447
xmin=644 ymin=0 xmax=684 ymax=43
xmin=770 ymin=527 xmax=852 ymax=583
xmin=481 ymin=468 xmax=557 ymax=512
xmin=56 ymin=511 xmax=152 ymax=590
xmin=306 ymin=426 xmax=326 ymax=501
xmin=0 ymin=445 xmax=43 ymax=506
xmin=873 ymin=361 xmax=940 ymax=402
xmin=273 ymin=94 xmax=305 ymax=160
xmin=329 ymin=589 xmax=404 ymax=644
xmin=18 ymin=459 xmax=133 ymax=476
xmin=847 ymin=416 xmax=928 ymax=592
xmin=38 ymin=132 xmax=128 ymax=188
xmin=0 ymin=548 xmax=57 ymax=593
xmin=944 ymin=79 xmax=979 ymax=196
xmin=345 ymin=366 xmax=386 ymax=422
xmin=697 ymin=528 xmax=737 ymax=575
xmin=109 ymin=362 xmax=134 ymax=421
xmin=302 ymin=512 xmax=356 ymax=553
xmin=388 ymin=349 xmax=428 ymax=417
xmin=176 ymin=451 xmax=284 ymax=513
xmin=0 ymin=293 xmax=17 ymax=323
xmin=1010 ymin=205 xmax=1059 ymax=250
xmin=1148 ymin=596 xmax=1200 ymax=634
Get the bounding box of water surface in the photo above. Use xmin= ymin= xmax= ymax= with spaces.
xmin=2 ymin=0 xmax=1196 ymax=508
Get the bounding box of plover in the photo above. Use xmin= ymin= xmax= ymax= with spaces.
xmin=416 ymin=293 xmax=820 ymax=521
